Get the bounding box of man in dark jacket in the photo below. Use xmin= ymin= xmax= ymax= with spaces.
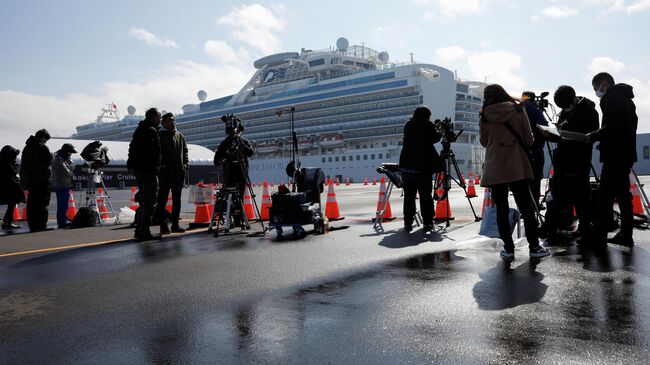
xmin=1 ymin=145 xmax=25 ymax=230
xmin=154 ymin=113 xmax=188 ymax=234
xmin=521 ymin=91 xmax=548 ymax=208
xmin=399 ymin=106 xmax=443 ymax=231
xmin=588 ymin=72 xmax=638 ymax=247
xmin=20 ymin=129 xmax=53 ymax=232
xmin=214 ymin=125 xmax=254 ymax=192
xmin=542 ymin=85 xmax=599 ymax=240
xmin=128 ymin=108 xmax=162 ymax=241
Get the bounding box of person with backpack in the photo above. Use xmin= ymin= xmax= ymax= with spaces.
xmin=52 ymin=143 xmax=77 ymax=228
xmin=1 ymin=145 xmax=25 ymax=230
xmin=479 ymin=84 xmax=550 ymax=260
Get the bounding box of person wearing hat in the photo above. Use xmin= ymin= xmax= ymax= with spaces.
xmin=20 ymin=129 xmax=53 ymax=232
xmin=539 ymin=85 xmax=599 ymax=242
xmin=1 ymin=145 xmax=26 ymax=230
xmin=52 ymin=143 xmax=77 ymax=228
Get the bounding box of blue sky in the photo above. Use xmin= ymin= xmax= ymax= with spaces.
xmin=1 ymin=0 xmax=649 ymax=143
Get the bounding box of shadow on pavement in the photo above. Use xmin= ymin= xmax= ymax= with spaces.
xmin=473 ymin=260 xmax=547 ymax=311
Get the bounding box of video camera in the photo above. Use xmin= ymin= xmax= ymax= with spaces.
xmin=434 ymin=117 xmax=462 ymax=144
xmin=221 ymin=114 xmax=244 ymax=136
xmin=80 ymin=141 xmax=110 ymax=169
xmin=534 ymin=91 xmax=550 ymax=111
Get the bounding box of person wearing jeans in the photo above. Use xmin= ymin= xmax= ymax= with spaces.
xmin=479 ymin=84 xmax=550 ymax=260
xmin=52 ymin=143 xmax=77 ymax=228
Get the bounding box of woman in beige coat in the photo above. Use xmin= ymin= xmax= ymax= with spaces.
xmin=479 ymin=84 xmax=549 ymax=260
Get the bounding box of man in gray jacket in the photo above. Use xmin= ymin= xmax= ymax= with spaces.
xmin=52 ymin=143 xmax=77 ymax=228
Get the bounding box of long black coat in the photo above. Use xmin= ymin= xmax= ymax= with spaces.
xmin=159 ymin=128 xmax=188 ymax=186
xmin=0 ymin=146 xmax=25 ymax=204
xmin=553 ymin=97 xmax=600 ymax=175
xmin=591 ymin=84 xmax=638 ymax=166
xmin=399 ymin=118 xmax=443 ymax=174
xmin=19 ymin=135 xmax=52 ymax=189
xmin=214 ymin=135 xmax=254 ymax=186
xmin=127 ymin=120 xmax=161 ymax=175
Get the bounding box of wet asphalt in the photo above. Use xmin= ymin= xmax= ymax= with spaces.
xmin=2 ymin=180 xmax=650 ymax=364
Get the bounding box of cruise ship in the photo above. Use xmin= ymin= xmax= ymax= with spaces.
xmin=72 ymin=38 xmax=486 ymax=183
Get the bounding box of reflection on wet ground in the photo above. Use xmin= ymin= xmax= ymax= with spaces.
xmin=3 ymin=246 xmax=650 ymax=364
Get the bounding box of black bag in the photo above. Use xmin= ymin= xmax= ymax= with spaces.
xmin=503 ymin=123 xmax=535 ymax=166
xmin=70 ymin=207 xmax=98 ymax=229
xmin=269 ymin=192 xmax=311 ymax=224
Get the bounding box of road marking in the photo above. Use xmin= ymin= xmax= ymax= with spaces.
xmin=0 ymin=228 xmax=208 ymax=258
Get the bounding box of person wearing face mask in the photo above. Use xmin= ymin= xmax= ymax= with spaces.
xmin=52 ymin=143 xmax=77 ymax=228
xmin=154 ymin=112 xmax=188 ymax=234
xmin=128 ymin=108 xmax=163 ymax=241
xmin=587 ymin=72 xmax=638 ymax=247
xmin=20 ymin=129 xmax=53 ymax=232
xmin=540 ymin=85 xmax=599 ymax=242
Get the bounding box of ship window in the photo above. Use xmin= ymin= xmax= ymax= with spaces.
xmin=386 ymin=153 xmax=391 ymax=159
xmin=364 ymin=155 xmax=368 ymax=160
xmin=309 ymin=58 xmax=325 ymax=67
xmin=335 ymin=157 xmax=339 ymax=162
xmin=644 ymin=146 xmax=649 ymax=160
xmin=379 ymin=153 xmax=383 ymax=159
xmin=382 ymin=143 xmax=387 ymax=147
xmin=322 ymin=158 xmax=326 ymax=163
xmin=342 ymin=156 xmax=346 ymax=161
xmin=371 ymin=154 xmax=375 ymax=160
xmin=356 ymin=155 xmax=360 ymax=161
xmin=328 ymin=157 xmax=332 ymax=162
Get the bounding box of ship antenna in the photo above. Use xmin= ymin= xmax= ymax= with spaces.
xmin=409 ymin=52 xmax=415 ymax=65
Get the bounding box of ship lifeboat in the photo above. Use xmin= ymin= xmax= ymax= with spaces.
xmin=256 ymin=140 xmax=277 ymax=153
xmin=297 ymin=136 xmax=312 ymax=150
xmin=320 ymin=133 xmax=344 ymax=147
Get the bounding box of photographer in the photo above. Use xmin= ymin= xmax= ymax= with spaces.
xmin=20 ymin=129 xmax=53 ymax=232
xmin=127 ymin=108 xmax=162 ymax=241
xmin=399 ymin=106 xmax=443 ymax=232
xmin=1 ymin=145 xmax=25 ymax=230
xmin=521 ymin=91 xmax=548 ymax=208
xmin=479 ymin=84 xmax=549 ymax=260
xmin=541 ymin=85 xmax=599 ymax=241
xmin=588 ymin=72 xmax=638 ymax=247
xmin=214 ymin=117 xmax=254 ymax=197
xmin=52 ymin=143 xmax=77 ymax=228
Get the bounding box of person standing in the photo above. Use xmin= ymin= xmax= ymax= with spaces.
xmin=128 ymin=108 xmax=163 ymax=241
xmin=155 ymin=113 xmax=188 ymax=234
xmin=1 ymin=145 xmax=25 ymax=230
xmin=588 ymin=72 xmax=638 ymax=247
xmin=520 ymin=91 xmax=548 ymax=209
xmin=20 ymin=129 xmax=53 ymax=232
xmin=399 ymin=106 xmax=443 ymax=232
xmin=52 ymin=143 xmax=77 ymax=228
xmin=479 ymin=84 xmax=550 ymax=260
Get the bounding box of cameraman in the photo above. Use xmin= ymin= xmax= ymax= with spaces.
xmin=541 ymin=85 xmax=599 ymax=241
xmin=588 ymin=72 xmax=638 ymax=247
xmin=521 ymin=91 xmax=548 ymax=209
xmin=399 ymin=106 xmax=443 ymax=232
xmin=214 ymin=120 xmax=254 ymax=198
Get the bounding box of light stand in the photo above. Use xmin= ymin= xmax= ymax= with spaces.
xmin=276 ymin=106 xmax=299 ymax=191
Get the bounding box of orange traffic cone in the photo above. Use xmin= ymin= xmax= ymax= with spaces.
xmin=372 ymin=177 xmax=377 ymax=186
xmin=345 ymin=178 xmax=350 ymax=186
xmin=271 ymin=181 xmax=275 ymax=187
xmin=166 ymin=191 xmax=173 ymax=213
xmin=129 ymin=186 xmax=139 ymax=211
xmin=97 ymin=188 xmax=109 ymax=219
xmin=325 ymin=178 xmax=342 ymax=220
xmin=243 ymin=186 xmax=256 ymax=220
xmin=435 ymin=189 xmax=454 ymax=221
xmin=376 ymin=176 xmax=393 ymax=219
xmin=336 ymin=178 xmax=340 ymax=186
xmin=481 ymin=188 xmax=492 ymax=216
xmin=474 ymin=172 xmax=480 ymax=185
xmin=193 ymin=203 xmax=211 ymax=224
xmin=363 ymin=178 xmax=368 ymax=186
xmin=21 ymin=190 xmax=28 ymax=221
xmin=67 ymin=190 xmax=77 ymax=221
xmin=630 ymin=174 xmax=645 ymax=216
xmin=13 ymin=205 xmax=20 ymax=221
xmin=467 ymin=173 xmax=477 ymax=198
xmin=260 ymin=181 xmax=271 ymax=221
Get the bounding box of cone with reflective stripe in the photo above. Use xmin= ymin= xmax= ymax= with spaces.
xmin=376 ymin=176 xmax=393 ymax=219
xmin=474 ymin=171 xmax=480 ymax=185
xmin=630 ymin=173 xmax=645 ymax=216
xmin=193 ymin=203 xmax=211 ymax=224
xmin=372 ymin=177 xmax=377 ymax=186
xmin=97 ymin=187 xmax=109 ymax=219
xmin=363 ymin=178 xmax=368 ymax=186
xmin=336 ymin=178 xmax=340 ymax=186
xmin=21 ymin=191 xmax=28 ymax=221
xmin=67 ymin=189 xmax=77 ymax=221
xmin=13 ymin=205 xmax=20 ymax=221
xmin=345 ymin=178 xmax=350 ymax=186
xmin=243 ymin=186 xmax=256 ymax=220
xmin=481 ymin=188 xmax=492 ymax=216
xmin=166 ymin=191 xmax=173 ymax=213
xmin=467 ymin=172 xmax=477 ymax=198
xmin=325 ymin=178 xmax=342 ymax=220
xmin=435 ymin=189 xmax=454 ymax=220
xmin=129 ymin=186 xmax=139 ymax=211
xmin=260 ymin=181 xmax=271 ymax=221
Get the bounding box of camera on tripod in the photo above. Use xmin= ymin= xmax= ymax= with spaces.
xmin=80 ymin=141 xmax=110 ymax=170
xmin=221 ymin=114 xmax=244 ymax=136
xmin=533 ymin=91 xmax=550 ymax=111
xmin=434 ymin=117 xmax=461 ymax=144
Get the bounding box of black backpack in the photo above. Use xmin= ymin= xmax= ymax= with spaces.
xmin=70 ymin=207 xmax=98 ymax=229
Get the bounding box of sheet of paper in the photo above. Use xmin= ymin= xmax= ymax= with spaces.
xmin=558 ymin=129 xmax=590 ymax=142
xmin=537 ymin=124 xmax=560 ymax=137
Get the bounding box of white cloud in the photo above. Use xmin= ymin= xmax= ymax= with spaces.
xmin=585 ymin=0 xmax=650 ymax=14
xmin=413 ymin=0 xmax=490 ymax=16
xmin=128 ymin=28 xmax=179 ymax=48
xmin=589 ymin=56 xmax=626 ymax=74
xmin=626 ymin=0 xmax=650 ymax=12
xmin=541 ymin=6 xmax=578 ymax=17
xmin=217 ymin=4 xmax=285 ymax=54
xmin=467 ymin=51 xmax=526 ymax=92
xmin=435 ymin=46 xmax=468 ymax=65
xmin=204 ymin=40 xmax=249 ymax=64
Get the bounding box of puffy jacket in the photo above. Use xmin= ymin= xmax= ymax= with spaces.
xmin=127 ymin=120 xmax=161 ymax=174
xmin=479 ymin=101 xmax=534 ymax=186
xmin=19 ymin=135 xmax=52 ymax=188
xmin=591 ymin=83 xmax=638 ymax=166
xmin=52 ymin=150 xmax=76 ymax=188
xmin=399 ymin=118 xmax=443 ymax=174
xmin=0 ymin=146 xmax=25 ymax=204
xmin=553 ymin=97 xmax=600 ymax=175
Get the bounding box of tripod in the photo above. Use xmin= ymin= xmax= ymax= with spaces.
xmin=374 ymin=164 xmax=422 ymax=232
xmin=82 ymin=165 xmax=117 ymax=223
xmin=433 ymin=141 xmax=481 ymax=227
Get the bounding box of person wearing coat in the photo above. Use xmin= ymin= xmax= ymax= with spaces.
xmin=479 ymin=84 xmax=549 ymax=260
xmin=52 ymin=143 xmax=77 ymax=228
xmin=399 ymin=106 xmax=443 ymax=231
xmin=20 ymin=129 xmax=53 ymax=232
xmin=1 ymin=145 xmax=25 ymax=230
